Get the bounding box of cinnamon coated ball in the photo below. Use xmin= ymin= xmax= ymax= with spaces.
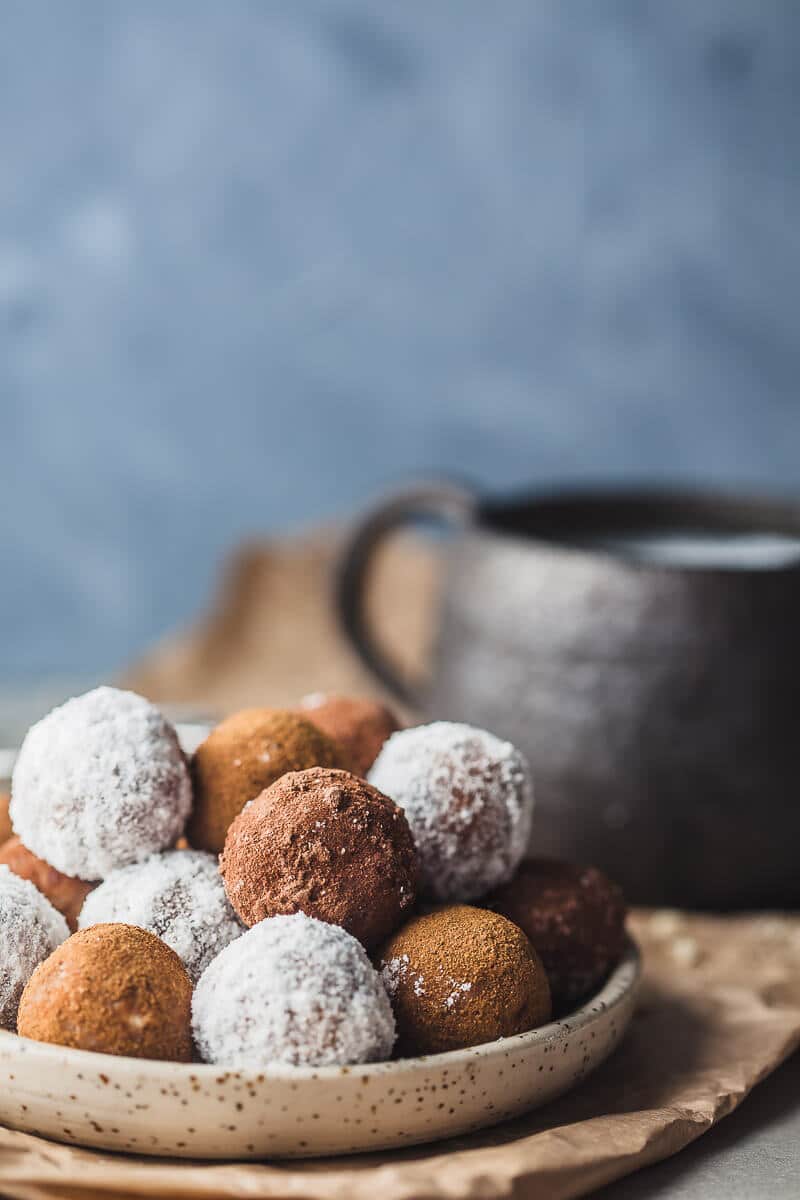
xmin=17 ymin=924 xmax=193 ymax=1061
xmin=379 ymin=904 xmax=551 ymax=1056
xmin=189 ymin=709 xmax=343 ymax=853
xmin=221 ymin=767 xmax=418 ymax=949
xmin=488 ymin=859 xmax=627 ymax=1012
xmin=0 ymin=793 xmax=11 ymax=845
xmin=0 ymin=837 xmax=93 ymax=931
xmin=296 ymin=694 xmax=399 ymax=777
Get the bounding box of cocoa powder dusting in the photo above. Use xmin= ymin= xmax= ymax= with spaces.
xmin=17 ymin=923 xmax=193 ymax=1061
xmin=488 ymin=859 xmax=627 ymax=1013
xmin=378 ymin=904 xmax=551 ymax=1056
xmin=296 ymin=694 xmax=399 ymax=777
xmin=0 ymin=794 xmax=11 ymax=845
xmin=188 ymin=708 xmax=345 ymax=852
xmin=220 ymin=767 xmax=418 ymax=949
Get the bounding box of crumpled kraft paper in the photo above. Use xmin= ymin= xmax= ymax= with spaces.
xmin=2 ymin=911 xmax=800 ymax=1200
xmin=2 ymin=533 xmax=799 ymax=1198
xmin=123 ymin=529 xmax=440 ymax=717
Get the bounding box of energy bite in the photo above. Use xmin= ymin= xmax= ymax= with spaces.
xmin=379 ymin=904 xmax=551 ymax=1056
xmin=369 ymin=722 xmax=533 ymax=902
xmin=488 ymin=859 xmax=627 ymax=1012
xmin=0 ymin=837 xmax=92 ymax=931
xmin=0 ymin=865 xmax=69 ymax=1030
xmin=17 ymin=924 xmax=193 ymax=1061
xmin=192 ymin=913 xmax=395 ymax=1067
xmin=221 ymin=767 xmax=417 ymax=949
xmin=296 ymin=694 xmax=400 ymax=777
xmin=0 ymin=793 xmax=11 ymax=845
xmin=189 ymin=708 xmax=343 ymax=853
xmin=79 ymin=850 xmax=243 ymax=982
xmin=10 ymin=687 xmax=192 ymax=880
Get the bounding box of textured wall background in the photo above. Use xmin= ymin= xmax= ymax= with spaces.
xmin=1 ymin=0 xmax=799 ymax=680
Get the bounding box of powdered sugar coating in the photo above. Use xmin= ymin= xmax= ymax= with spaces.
xmin=382 ymin=954 xmax=426 ymax=998
xmin=78 ymin=850 xmax=242 ymax=983
xmin=368 ymin=722 xmax=533 ymax=901
xmin=11 ymin=687 xmax=192 ymax=880
xmin=381 ymin=955 xmax=473 ymax=1013
xmin=0 ymin=864 xmax=69 ymax=1029
xmin=192 ymin=913 xmax=396 ymax=1068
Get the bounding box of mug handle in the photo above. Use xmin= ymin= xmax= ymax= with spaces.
xmin=335 ymin=481 xmax=478 ymax=706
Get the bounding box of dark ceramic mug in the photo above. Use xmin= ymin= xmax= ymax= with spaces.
xmin=337 ymin=482 xmax=800 ymax=908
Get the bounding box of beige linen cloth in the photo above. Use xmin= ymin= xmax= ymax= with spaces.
xmin=2 ymin=531 xmax=800 ymax=1200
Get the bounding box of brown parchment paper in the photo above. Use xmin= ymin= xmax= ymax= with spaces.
xmin=3 ymin=532 xmax=800 ymax=1199
xmin=124 ymin=529 xmax=441 ymax=717
xmin=2 ymin=911 xmax=800 ymax=1200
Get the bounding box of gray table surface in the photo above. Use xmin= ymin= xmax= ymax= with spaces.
xmin=596 ymin=1049 xmax=800 ymax=1199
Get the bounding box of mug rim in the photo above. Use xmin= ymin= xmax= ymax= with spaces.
xmin=476 ymin=484 xmax=800 ymax=574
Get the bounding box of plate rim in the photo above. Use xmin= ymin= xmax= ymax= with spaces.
xmin=0 ymin=937 xmax=640 ymax=1082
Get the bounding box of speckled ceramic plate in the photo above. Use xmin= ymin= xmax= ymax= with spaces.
xmin=0 ymin=939 xmax=639 ymax=1159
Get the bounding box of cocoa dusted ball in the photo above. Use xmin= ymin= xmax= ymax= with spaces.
xmin=189 ymin=709 xmax=344 ymax=853
xmin=0 ymin=793 xmax=11 ymax=845
xmin=221 ymin=767 xmax=418 ymax=949
xmin=0 ymin=837 xmax=93 ymax=931
xmin=17 ymin=924 xmax=193 ymax=1061
xmin=379 ymin=904 xmax=551 ymax=1056
xmin=296 ymin=694 xmax=400 ymax=777
xmin=488 ymin=859 xmax=627 ymax=1013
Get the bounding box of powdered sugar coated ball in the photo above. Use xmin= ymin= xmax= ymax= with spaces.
xmin=368 ymin=722 xmax=533 ymax=902
xmin=192 ymin=913 xmax=396 ymax=1068
xmin=79 ymin=850 xmax=243 ymax=983
xmin=11 ymin=687 xmax=192 ymax=880
xmin=0 ymin=865 xmax=69 ymax=1029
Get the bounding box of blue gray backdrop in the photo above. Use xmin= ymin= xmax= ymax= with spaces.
xmin=2 ymin=0 xmax=799 ymax=680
